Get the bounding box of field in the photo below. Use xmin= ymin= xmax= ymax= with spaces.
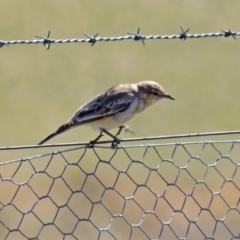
xmin=0 ymin=1 xmax=240 ymax=239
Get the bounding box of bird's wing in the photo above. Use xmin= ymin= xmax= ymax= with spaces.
xmin=71 ymin=90 xmax=135 ymax=125
xmin=38 ymin=86 xmax=136 ymax=145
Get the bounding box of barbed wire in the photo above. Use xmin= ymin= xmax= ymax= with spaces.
xmin=0 ymin=26 xmax=238 ymax=50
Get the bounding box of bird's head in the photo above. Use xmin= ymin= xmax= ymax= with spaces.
xmin=137 ymin=81 xmax=175 ymax=106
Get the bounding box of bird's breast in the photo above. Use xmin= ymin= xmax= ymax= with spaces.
xmin=114 ymin=97 xmax=139 ymax=122
xmin=88 ymin=98 xmax=139 ymax=131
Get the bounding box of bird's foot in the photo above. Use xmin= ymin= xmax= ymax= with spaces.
xmin=123 ymin=125 xmax=135 ymax=135
xmin=111 ymin=136 xmax=121 ymax=148
xmin=116 ymin=125 xmax=134 ymax=137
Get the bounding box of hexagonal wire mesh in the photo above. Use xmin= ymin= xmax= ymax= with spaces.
xmin=0 ymin=138 xmax=240 ymax=240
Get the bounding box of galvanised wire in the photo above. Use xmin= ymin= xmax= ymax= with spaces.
xmin=0 ymin=130 xmax=239 ymax=151
xmin=0 ymin=140 xmax=240 ymax=239
xmin=0 ymin=138 xmax=240 ymax=239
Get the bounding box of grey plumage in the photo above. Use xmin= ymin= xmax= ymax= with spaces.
xmin=38 ymin=81 xmax=174 ymax=145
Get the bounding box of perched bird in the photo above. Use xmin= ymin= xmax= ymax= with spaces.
xmin=38 ymin=81 xmax=174 ymax=146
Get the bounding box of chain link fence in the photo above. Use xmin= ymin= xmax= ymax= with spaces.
xmin=0 ymin=135 xmax=240 ymax=239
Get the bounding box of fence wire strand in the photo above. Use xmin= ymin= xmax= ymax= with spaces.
xmin=0 ymin=131 xmax=240 ymax=239
xmin=0 ymin=129 xmax=240 ymax=151
xmin=0 ymin=26 xmax=239 ymax=49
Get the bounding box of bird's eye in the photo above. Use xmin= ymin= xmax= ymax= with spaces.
xmin=152 ymin=92 xmax=158 ymax=96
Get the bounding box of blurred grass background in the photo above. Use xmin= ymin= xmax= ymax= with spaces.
xmin=0 ymin=0 xmax=240 ymax=147
xmin=0 ymin=1 xmax=240 ymax=239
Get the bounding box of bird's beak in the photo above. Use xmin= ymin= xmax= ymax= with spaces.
xmin=164 ymin=94 xmax=175 ymax=100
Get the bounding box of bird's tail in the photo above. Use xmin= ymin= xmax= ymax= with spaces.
xmin=38 ymin=121 xmax=73 ymax=145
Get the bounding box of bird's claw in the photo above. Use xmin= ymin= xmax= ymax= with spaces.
xmin=123 ymin=125 xmax=135 ymax=135
xmin=88 ymin=141 xmax=95 ymax=148
xmin=111 ymin=137 xmax=121 ymax=148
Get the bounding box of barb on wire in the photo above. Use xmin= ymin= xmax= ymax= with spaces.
xmin=222 ymin=29 xmax=236 ymax=40
xmin=179 ymin=25 xmax=189 ymax=41
xmin=128 ymin=28 xmax=145 ymax=45
xmin=84 ymin=32 xmax=99 ymax=46
xmin=0 ymin=25 xmax=239 ymax=49
xmin=0 ymin=40 xmax=8 ymax=48
xmin=35 ymin=30 xmax=52 ymax=49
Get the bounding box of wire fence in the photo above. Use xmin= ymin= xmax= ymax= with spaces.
xmin=0 ymin=26 xmax=239 ymax=49
xmin=0 ymin=131 xmax=240 ymax=240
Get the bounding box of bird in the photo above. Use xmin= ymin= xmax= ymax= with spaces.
xmin=38 ymin=80 xmax=174 ymax=146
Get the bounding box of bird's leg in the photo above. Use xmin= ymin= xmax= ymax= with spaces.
xmin=115 ymin=126 xmax=124 ymax=137
xmin=116 ymin=125 xmax=135 ymax=137
xmin=88 ymin=131 xmax=104 ymax=148
xmin=101 ymin=128 xmax=121 ymax=148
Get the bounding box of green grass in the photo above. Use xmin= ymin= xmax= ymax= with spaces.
xmin=0 ymin=2 xmax=240 ymax=238
xmin=1 ymin=1 xmax=240 ymax=147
